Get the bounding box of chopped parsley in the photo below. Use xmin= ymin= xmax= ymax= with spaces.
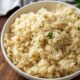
xmin=47 ymin=32 xmax=53 ymax=39
xmin=55 ymin=48 xmax=59 ymax=51
xmin=75 ymin=0 xmax=80 ymax=8
xmin=78 ymin=26 xmax=80 ymax=30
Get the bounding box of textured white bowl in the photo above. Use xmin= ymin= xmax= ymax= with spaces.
xmin=1 ymin=1 xmax=80 ymax=80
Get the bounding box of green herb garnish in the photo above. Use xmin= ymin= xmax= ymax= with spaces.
xmin=47 ymin=32 xmax=53 ymax=39
xmin=74 ymin=0 xmax=80 ymax=8
xmin=78 ymin=26 xmax=80 ymax=30
xmin=55 ymin=48 xmax=59 ymax=51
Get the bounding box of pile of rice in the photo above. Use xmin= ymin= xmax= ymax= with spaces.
xmin=4 ymin=4 xmax=80 ymax=78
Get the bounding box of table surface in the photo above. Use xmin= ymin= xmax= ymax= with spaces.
xmin=0 ymin=16 xmax=80 ymax=80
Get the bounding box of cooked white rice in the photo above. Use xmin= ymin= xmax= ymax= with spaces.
xmin=4 ymin=4 xmax=80 ymax=78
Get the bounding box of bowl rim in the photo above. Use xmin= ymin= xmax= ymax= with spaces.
xmin=1 ymin=1 xmax=80 ymax=80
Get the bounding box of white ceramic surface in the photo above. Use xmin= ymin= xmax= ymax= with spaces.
xmin=1 ymin=1 xmax=80 ymax=80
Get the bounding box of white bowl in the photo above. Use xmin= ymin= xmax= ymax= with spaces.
xmin=1 ymin=1 xmax=80 ymax=80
